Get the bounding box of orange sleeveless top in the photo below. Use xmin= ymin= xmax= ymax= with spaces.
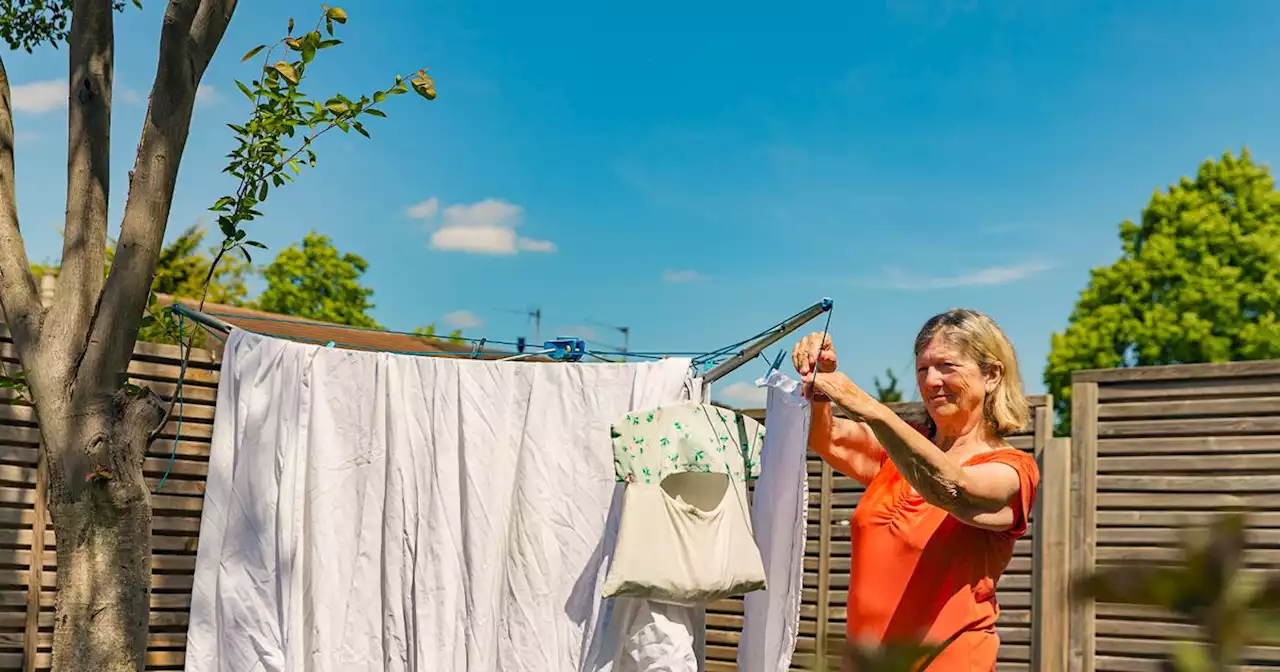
xmin=847 ymin=447 xmax=1039 ymax=671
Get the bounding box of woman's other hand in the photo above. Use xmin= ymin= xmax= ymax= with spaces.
xmin=793 ymin=332 xmax=837 ymax=376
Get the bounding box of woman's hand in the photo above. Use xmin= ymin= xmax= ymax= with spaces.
xmin=792 ymin=332 xmax=837 ymax=376
xmin=809 ymin=372 xmax=885 ymax=423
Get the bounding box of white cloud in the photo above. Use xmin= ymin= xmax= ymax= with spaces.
xmin=443 ymin=310 xmax=483 ymax=329
xmin=406 ymin=197 xmax=439 ymax=220
xmin=196 ymin=83 xmax=217 ymax=104
xmin=411 ymin=197 xmax=557 ymax=256
xmin=871 ymin=261 xmax=1053 ymax=290
xmin=11 ymin=79 xmax=65 ymax=114
xmin=14 ymin=131 xmax=40 ymax=144
xmin=661 ymin=269 xmax=704 ymax=283
xmin=119 ymin=88 xmax=142 ymax=104
xmin=712 ymin=381 xmax=767 ymax=408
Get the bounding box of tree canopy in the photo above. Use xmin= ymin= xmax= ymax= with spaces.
xmin=256 ymin=230 xmax=380 ymax=328
xmin=1044 ymin=149 xmax=1280 ymax=432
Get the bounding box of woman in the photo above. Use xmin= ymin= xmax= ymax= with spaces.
xmin=792 ymin=308 xmax=1039 ymax=671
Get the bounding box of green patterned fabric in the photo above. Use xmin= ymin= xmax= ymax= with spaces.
xmin=611 ymin=402 xmax=766 ymax=484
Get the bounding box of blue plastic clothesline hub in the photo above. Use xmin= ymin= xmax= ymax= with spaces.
xmin=820 ymin=297 xmax=833 ymax=311
xmin=545 ymin=338 xmax=586 ymax=362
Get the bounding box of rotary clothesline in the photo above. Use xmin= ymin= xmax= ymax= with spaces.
xmin=155 ymin=297 xmax=833 ymax=490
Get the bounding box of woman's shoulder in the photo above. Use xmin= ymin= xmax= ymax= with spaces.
xmin=964 ymin=445 xmax=1038 ymax=471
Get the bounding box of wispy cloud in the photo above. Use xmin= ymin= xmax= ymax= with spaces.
xmin=443 ymin=310 xmax=483 ymax=329
xmin=712 ymin=381 xmax=767 ymax=408
xmin=661 ymin=269 xmax=705 ymax=283
xmin=866 ymin=260 xmax=1053 ymax=290
xmin=408 ymin=196 xmax=557 ymax=255
xmin=11 ymin=79 xmax=64 ymax=114
xmin=119 ymin=88 xmax=142 ymax=104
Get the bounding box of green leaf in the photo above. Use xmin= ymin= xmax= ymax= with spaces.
xmin=244 ymin=240 xmax=268 ymax=249
xmin=373 ymin=90 xmax=387 ymax=104
xmin=325 ymin=100 xmax=348 ymax=114
xmin=352 ymin=121 xmax=369 ymax=138
xmin=287 ymin=17 xmax=295 ymax=34
xmin=257 ymin=180 xmax=268 ymax=201
xmin=210 ymin=196 xmax=236 ymax=212
xmin=317 ymin=39 xmax=342 ymax=49
xmin=302 ymin=42 xmax=316 ymax=64
xmin=241 ymin=247 xmax=253 ymax=263
xmin=235 ymin=80 xmax=254 ymax=100
xmin=326 ymin=6 xmax=348 ymax=23
xmin=364 ymin=108 xmax=386 ymax=118
xmin=271 ymin=61 xmax=300 ymax=86
xmin=241 ymin=44 xmax=266 ymax=62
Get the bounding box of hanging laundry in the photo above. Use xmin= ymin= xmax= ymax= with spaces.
xmin=186 ymin=330 xmax=698 ymax=672
xmin=738 ymin=371 xmax=810 ymax=672
xmin=602 ymin=402 xmax=768 ymax=605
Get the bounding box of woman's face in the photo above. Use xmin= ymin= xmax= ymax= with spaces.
xmin=915 ymin=333 xmax=999 ymax=431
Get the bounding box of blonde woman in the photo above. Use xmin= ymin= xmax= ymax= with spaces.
xmin=793 ymin=308 xmax=1039 ymax=671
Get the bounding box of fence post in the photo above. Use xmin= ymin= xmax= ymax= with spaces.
xmin=1068 ymin=381 xmax=1099 ymax=672
xmin=1033 ymin=436 xmax=1072 ymax=672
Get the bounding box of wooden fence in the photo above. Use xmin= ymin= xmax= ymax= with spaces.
xmin=704 ymin=397 xmax=1058 ymax=671
xmin=1069 ymin=360 xmax=1280 ymax=672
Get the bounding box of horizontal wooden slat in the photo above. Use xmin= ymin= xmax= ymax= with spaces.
xmin=1098 ymin=396 xmax=1280 ymax=420
xmin=1099 ymin=416 xmax=1280 ymax=437
xmin=1098 ymin=375 xmax=1280 ymax=401
xmin=1075 ymin=360 xmax=1280 ymax=383
xmin=1098 ymin=435 xmax=1280 ymax=456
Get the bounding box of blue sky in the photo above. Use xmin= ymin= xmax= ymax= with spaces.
xmin=5 ymin=0 xmax=1280 ymax=408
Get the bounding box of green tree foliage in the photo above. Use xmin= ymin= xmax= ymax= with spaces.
xmin=132 ymin=224 xmax=253 ymax=347
xmin=1044 ymin=149 xmax=1280 ymax=433
xmin=415 ymin=323 xmax=465 ymax=343
xmin=873 ymin=368 xmax=903 ymax=403
xmin=256 ymin=231 xmax=380 ymax=328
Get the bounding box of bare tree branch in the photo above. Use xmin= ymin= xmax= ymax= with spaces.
xmin=0 ymin=57 xmax=43 ymax=358
xmin=44 ymin=0 xmax=114 ymax=383
xmin=78 ymin=0 xmax=238 ymax=396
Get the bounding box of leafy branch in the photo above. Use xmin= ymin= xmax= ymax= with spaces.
xmin=209 ymin=4 xmax=434 ymax=283
xmin=145 ymin=4 xmax=434 ymax=443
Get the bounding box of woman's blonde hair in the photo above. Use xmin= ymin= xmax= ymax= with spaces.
xmin=913 ymin=308 xmax=1030 ymax=437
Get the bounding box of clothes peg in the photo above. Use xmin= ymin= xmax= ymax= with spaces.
xmin=544 ymin=338 xmax=586 ymax=362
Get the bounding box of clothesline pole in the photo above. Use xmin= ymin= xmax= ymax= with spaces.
xmin=702 ymin=297 xmax=833 ymax=385
xmin=171 ymin=302 xmax=235 ymax=336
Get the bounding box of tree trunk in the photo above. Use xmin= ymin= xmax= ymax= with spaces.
xmin=44 ymin=389 xmax=165 ymax=672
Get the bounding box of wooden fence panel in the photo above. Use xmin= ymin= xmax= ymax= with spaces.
xmin=1 ymin=333 xmax=220 ymax=671
xmin=1072 ymin=361 xmax=1280 ymax=672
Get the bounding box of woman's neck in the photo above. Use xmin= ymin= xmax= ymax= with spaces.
xmin=934 ymin=420 xmax=996 ymax=456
